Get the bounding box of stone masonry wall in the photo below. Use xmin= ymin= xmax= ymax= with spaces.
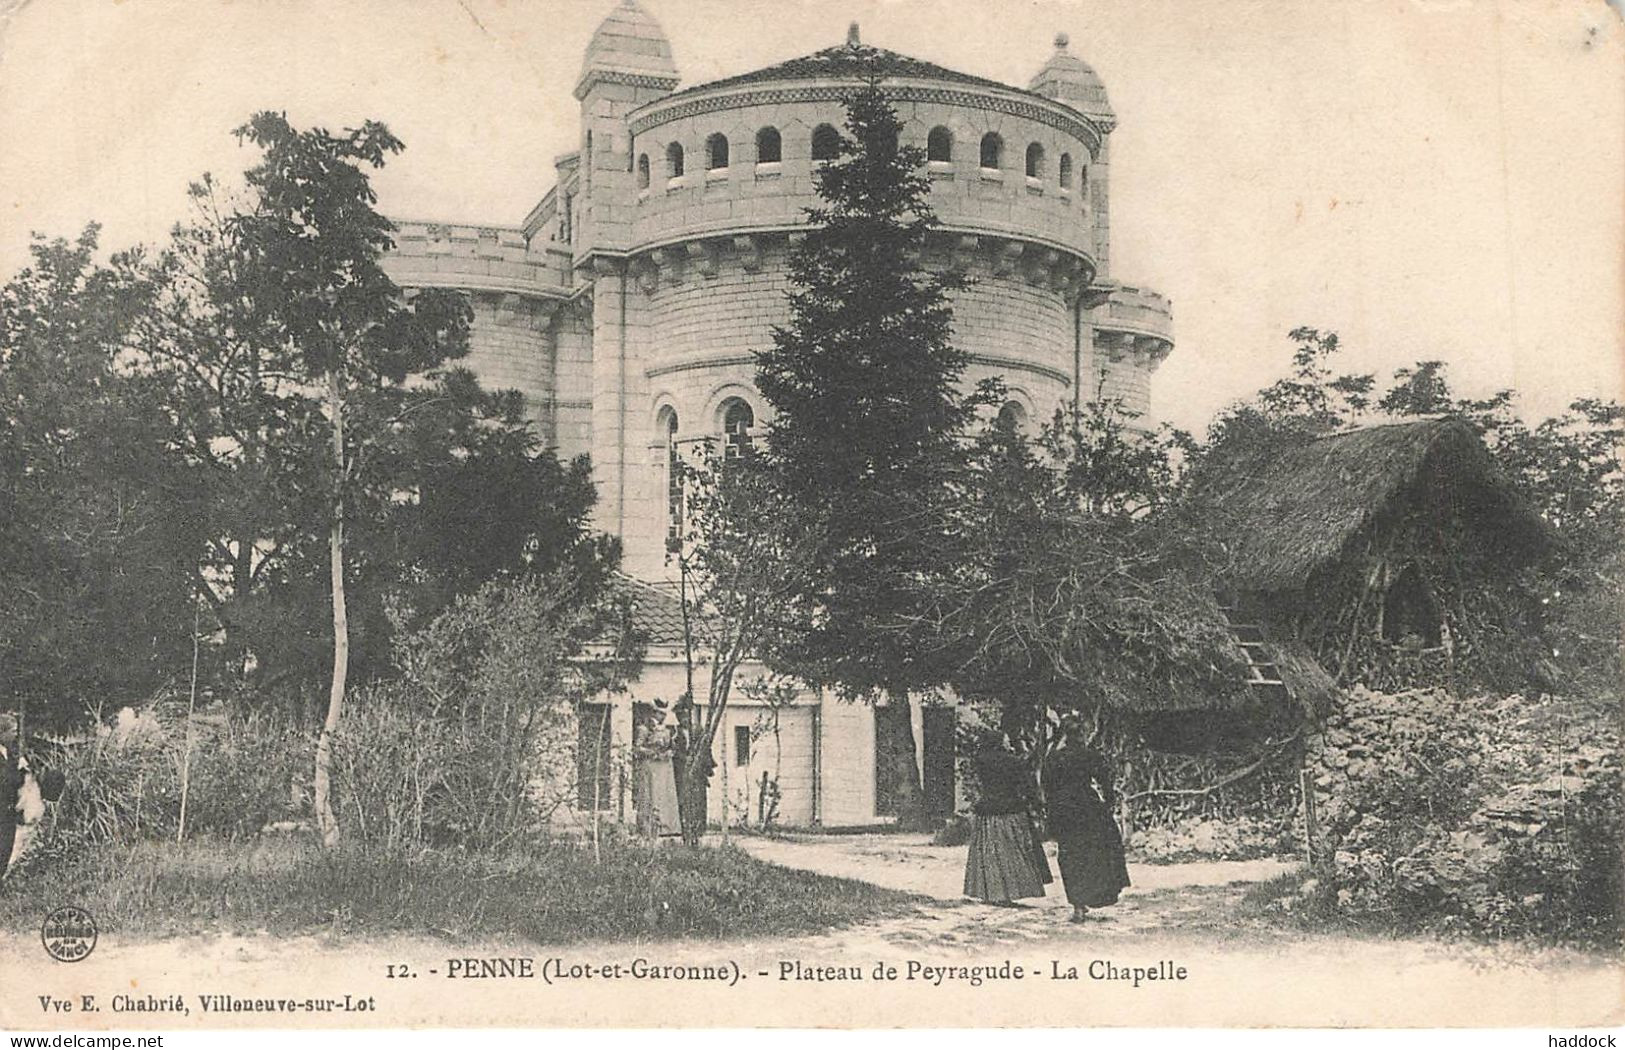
xmin=1092 ymin=347 xmax=1153 ymax=419
xmin=616 ymin=239 xmax=1080 ymax=577
xmin=463 ymin=291 xmax=556 ymax=438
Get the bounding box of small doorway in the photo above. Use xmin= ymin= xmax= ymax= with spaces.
xmin=922 ymin=707 xmax=957 ymax=824
xmin=1382 ymin=562 xmax=1444 ymax=647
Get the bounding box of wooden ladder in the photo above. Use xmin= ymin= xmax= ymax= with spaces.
xmin=1219 ymin=606 xmax=1287 ymax=694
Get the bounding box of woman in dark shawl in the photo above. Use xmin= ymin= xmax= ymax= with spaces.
xmin=1044 ymin=743 xmax=1131 ymax=922
xmin=963 ymin=739 xmax=1051 ymax=904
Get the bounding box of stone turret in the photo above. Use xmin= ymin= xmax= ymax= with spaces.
xmin=575 ymin=1 xmax=683 ymax=550
xmin=574 ymin=0 xmax=680 ymax=101
xmin=1028 ymin=32 xmax=1114 ymax=128
xmin=574 ymin=0 xmax=680 ymax=267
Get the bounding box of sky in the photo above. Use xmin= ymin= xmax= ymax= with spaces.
xmin=0 ymin=0 xmax=1620 ymax=434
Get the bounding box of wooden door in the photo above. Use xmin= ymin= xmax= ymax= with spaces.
xmin=922 ymin=707 xmax=957 ymax=824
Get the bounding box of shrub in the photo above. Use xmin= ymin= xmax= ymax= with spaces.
xmin=327 ymin=680 xmax=620 ymax=851
xmin=1301 ymin=686 xmax=1620 ymax=946
xmin=15 ymin=572 xmax=642 ymax=869
xmin=327 ymin=685 xmax=445 ymax=851
xmin=169 ymin=711 xmax=308 ymax=838
xmin=16 ymin=704 xmax=305 ymax=874
xmin=332 ymin=573 xmax=642 ymax=850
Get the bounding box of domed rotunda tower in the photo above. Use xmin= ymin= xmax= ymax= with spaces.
xmin=382 ymin=1 xmax=1179 ymax=828
xmin=384 ymin=1 xmax=1175 ymax=583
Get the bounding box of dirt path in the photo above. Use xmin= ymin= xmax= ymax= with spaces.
xmin=726 ymin=831 xmax=1294 ymax=945
xmin=1 ymin=835 xmax=1619 ymax=1030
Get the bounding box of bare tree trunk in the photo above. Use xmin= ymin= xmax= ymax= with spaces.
xmin=177 ymin=601 xmax=202 ymax=843
xmin=720 ymin=717 xmax=730 ymax=845
xmin=674 ymin=557 xmax=708 ymax=847
xmin=314 ymin=367 xmax=348 ymax=848
xmin=879 ymin=692 xmax=928 ymax=830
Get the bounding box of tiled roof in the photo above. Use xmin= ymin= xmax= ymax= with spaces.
xmin=609 ymin=574 xmax=688 ymax=646
xmin=665 ymin=42 xmax=1030 ymax=102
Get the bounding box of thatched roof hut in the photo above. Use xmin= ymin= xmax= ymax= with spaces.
xmin=1189 ymin=417 xmax=1555 ymax=691
xmin=1193 ymin=417 xmax=1552 ymax=592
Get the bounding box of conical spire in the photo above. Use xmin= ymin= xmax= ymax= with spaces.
xmin=1029 ymin=30 xmax=1114 ymax=126
xmin=576 ymin=0 xmax=680 ymax=100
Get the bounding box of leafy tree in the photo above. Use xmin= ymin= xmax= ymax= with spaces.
xmin=3 ymin=112 xmax=616 ymax=773
xmin=668 ymin=444 xmax=813 ymax=845
xmin=1199 ymin=327 xmax=1375 ymax=459
xmin=1463 ymin=397 xmax=1623 ymax=694
xmin=1053 ymin=397 xmax=1195 ymax=518
xmin=394 ymin=368 xmax=619 ymax=623
xmin=1377 ymin=359 xmax=1453 ymax=417
xmin=0 ymin=228 xmax=203 ymax=730
xmin=135 ymin=167 xmax=613 ymax=716
xmin=228 ymin=112 xmax=473 ymax=845
xmin=128 ymin=176 xmax=333 ymax=698
xmin=754 ymin=80 xmax=981 ymax=826
xmin=942 ymin=402 xmax=1247 ymax=763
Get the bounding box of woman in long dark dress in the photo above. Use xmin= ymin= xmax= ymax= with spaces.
xmin=1044 ymin=744 xmax=1131 ymax=922
xmin=963 ymin=740 xmax=1051 ymax=904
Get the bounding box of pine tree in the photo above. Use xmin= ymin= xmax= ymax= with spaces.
xmin=755 ymin=79 xmax=979 ymax=826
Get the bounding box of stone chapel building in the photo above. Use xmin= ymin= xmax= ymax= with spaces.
xmin=382 ymin=0 xmax=1176 ymax=829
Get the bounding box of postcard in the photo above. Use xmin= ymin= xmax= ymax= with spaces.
xmin=0 ymin=0 xmax=1620 ymax=1033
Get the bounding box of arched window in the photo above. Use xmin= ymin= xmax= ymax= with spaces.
xmin=705 ymin=132 xmax=729 ymax=171
xmin=997 ymin=400 xmax=1028 ymax=430
xmin=979 ymin=132 xmax=1003 ymax=170
xmin=659 ymin=407 xmax=682 ymax=550
xmin=721 ymin=399 xmax=755 ymax=460
xmin=1025 ymin=142 xmax=1045 ymax=179
xmin=666 ymin=141 xmax=685 ymax=179
xmin=1058 ymin=152 xmax=1073 ymax=189
xmin=811 ymin=123 xmax=842 ymax=162
xmin=636 ymin=153 xmax=650 ymax=190
xmin=755 ymin=126 xmax=781 ymax=164
xmin=927 ymin=126 xmax=953 ymax=163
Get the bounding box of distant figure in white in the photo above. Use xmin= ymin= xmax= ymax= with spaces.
xmin=633 ymin=700 xmax=682 ymax=840
xmin=0 ymin=713 xmax=66 ymax=880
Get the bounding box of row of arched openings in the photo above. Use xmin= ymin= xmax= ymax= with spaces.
xmin=641 ymin=125 xmax=842 ymax=188
xmin=637 ymin=124 xmax=1082 ymax=190
xmin=963 ymin=133 xmax=1078 ymax=186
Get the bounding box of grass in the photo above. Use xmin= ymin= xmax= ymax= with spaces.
xmin=1233 ymin=870 xmax=1625 ymax=954
xmin=1233 ymin=870 xmax=1351 ymax=932
xmin=0 ymin=834 xmax=922 ymax=943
